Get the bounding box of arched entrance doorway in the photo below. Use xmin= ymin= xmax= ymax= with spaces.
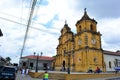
xmin=43 ymin=63 xmax=48 ymax=70
xmin=63 ymin=60 xmax=66 ymax=71
xmin=30 ymin=62 xmax=33 ymax=69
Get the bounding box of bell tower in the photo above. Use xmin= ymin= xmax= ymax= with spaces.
xmin=55 ymin=21 xmax=74 ymax=71
xmin=74 ymin=9 xmax=104 ymax=72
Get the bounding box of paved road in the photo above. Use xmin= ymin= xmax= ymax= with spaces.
xmin=85 ymin=77 xmax=120 ymax=80
xmin=105 ymin=77 xmax=120 ymax=80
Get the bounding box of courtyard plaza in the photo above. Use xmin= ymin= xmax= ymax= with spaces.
xmin=16 ymin=70 xmax=120 ymax=80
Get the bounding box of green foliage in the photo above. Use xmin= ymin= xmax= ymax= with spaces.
xmin=5 ymin=57 xmax=11 ymax=63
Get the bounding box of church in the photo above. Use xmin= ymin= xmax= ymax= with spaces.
xmin=54 ymin=9 xmax=120 ymax=72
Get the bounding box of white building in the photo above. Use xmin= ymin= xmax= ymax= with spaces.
xmin=19 ymin=55 xmax=54 ymax=70
xmin=103 ymin=50 xmax=120 ymax=72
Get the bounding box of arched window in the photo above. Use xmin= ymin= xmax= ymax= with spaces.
xmin=78 ymin=58 xmax=81 ymax=62
xmin=109 ymin=61 xmax=111 ymax=68
xmin=30 ymin=62 xmax=33 ymax=68
xmin=90 ymin=24 xmax=93 ymax=31
xmin=79 ymin=25 xmax=81 ymax=31
xmin=23 ymin=62 xmax=26 ymax=67
xmin=94 ymin=57 xmax=97 ymax=62
xmin=114 ymin=59 xmax=118 ymax=67
xmin=63 ymin=50 xmax=66 ymax=56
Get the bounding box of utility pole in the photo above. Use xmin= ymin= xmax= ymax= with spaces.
xmin=20 ymin=0 xmax=37 ymax=58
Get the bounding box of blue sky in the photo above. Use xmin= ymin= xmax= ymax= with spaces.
xmin=0 ymin=0 xmax=120 ymax=63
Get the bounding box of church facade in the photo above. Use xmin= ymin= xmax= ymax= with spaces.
xmin=54 ymin=9 xmax=106 ymax=72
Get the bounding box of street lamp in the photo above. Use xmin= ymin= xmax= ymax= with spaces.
xmin=35 ymin=52 xmax=43 ymax=72
xmin=35 ymin=53 xmax=39 ymax=72
xmin=41 ymin=52 xmax=43 ymax=56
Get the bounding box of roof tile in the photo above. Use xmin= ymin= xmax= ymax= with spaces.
xmin=22 ymin=55 xmax=54 ymax=61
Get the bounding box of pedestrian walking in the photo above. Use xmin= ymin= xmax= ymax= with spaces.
xmin=22 ymin=68 xmax=25 ymax=76
xmin=47 ymin=66 xmax=50 ymax=70
xmin=43 ymin=71 xmax=49 ymax=80
xmin=25 ymin=68 xmax=29 ymax=76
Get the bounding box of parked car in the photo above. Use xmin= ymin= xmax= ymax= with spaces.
xmin=0 ymin=66 xmax=4 ymax=71
xmin=114 ymin=67 xmax=120 ymax=73
xmin=0 ymin=66 xmax=16 ymax=80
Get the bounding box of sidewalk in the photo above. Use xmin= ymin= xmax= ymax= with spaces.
xmin=16 ymin=71 xmax=55 ymax=80
xmin=16 ymin=71 xmax=41 ymax=80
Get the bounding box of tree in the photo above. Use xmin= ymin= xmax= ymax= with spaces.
xmin=6 ymin=57 xmax=11 ymax=64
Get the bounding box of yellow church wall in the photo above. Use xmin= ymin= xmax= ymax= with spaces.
xmin=74 ymin=49 xmax=103 ymax=72
xmin=87 ymin=50 xmax=103 ymax=71
xmin=74 ymin=51 xmax=86 ymax=72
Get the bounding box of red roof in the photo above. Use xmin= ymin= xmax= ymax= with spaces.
xmin=22 ymin=55 xmax=54 ymax=61
xmin=103 ymin=50 xmax=120 ymax=56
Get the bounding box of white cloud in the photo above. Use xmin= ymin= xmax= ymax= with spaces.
xmin=98 ymin=18 xmax=120 ymax=51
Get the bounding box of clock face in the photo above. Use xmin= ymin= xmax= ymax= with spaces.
xmin=78 ymin=39 xmax=82 ymax=45
xmin=91 ymin=39 xmax=96 ymax=44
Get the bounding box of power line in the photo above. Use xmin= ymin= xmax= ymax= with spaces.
xmin=0 ymin=11 xmax=25 ymax=21
xmin=0 ymin=16 xmax=26 ymax=26
xmin=0 ymin=16 xmax=59 ymax=35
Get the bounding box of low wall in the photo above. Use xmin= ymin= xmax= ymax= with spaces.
xmin=65 ymin=73 xmax=120 ymax=80
xmin=29 ymin=71 xmax=120 ymax=80
xmin=28 ymin=71 xmax=43 ymax=78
